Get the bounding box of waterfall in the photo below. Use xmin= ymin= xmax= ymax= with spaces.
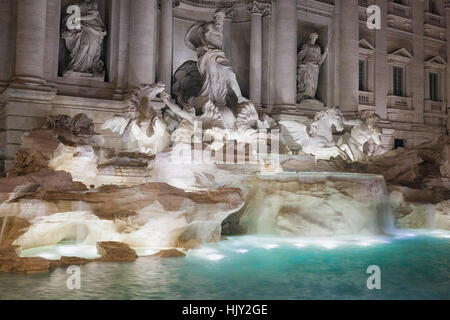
xmin=244 ymin=172 xmax=397 ymax=237
xmin=372 ymin=177 xmax=396 ymax=235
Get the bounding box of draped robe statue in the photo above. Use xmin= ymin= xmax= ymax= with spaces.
xmin=185 ymin=10 xmax=247 ymax=107
xmin=61 ymin=0 xmax=107 ymax=75
xmin=297 ymin=32 xmax=330 ymax=103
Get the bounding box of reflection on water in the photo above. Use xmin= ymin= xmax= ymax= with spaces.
xmin=1 ymin=231 xmax=449 ymax=300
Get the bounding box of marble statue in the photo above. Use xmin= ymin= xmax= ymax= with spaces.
xmin=279 ymin=107 xmax=348 ymax=160
xmin=160 ymin=93 xmax=228 ymax=150
xmin=101 ymin=83 xmax=171 ymax=154
xmin=61 ymin=0 xmax=107 ymax=76
xmin=338 ymin=112 xmax=382 ymax=162
xmin=160 ymin=91 xmax=278 ymax=151
xmin=297 ymin=32 xmax=331 ymax=103
xmin=185 ymin=9 xmax=248 ymax=106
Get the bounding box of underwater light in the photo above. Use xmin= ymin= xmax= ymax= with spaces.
xmin=357 ymin=241 xmax=373 ymax=247
xmin=207 ymin=254 xmax=224 ymax=261
xmin=262 ymin=244 xmax=279 ymax=250
xmin=318 ymin=240 xmax=340 ymax=250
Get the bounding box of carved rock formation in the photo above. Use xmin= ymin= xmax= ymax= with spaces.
xmin=152 ymin=249 xmax=186 ymax=258
xmin=96 ymin=241 xmax=138 ymax=262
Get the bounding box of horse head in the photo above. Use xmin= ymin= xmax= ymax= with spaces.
xmin=313 ymin=107 xmax=345 ymax=133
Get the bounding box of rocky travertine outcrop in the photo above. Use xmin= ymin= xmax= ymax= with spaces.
xmin=96 ymin=241 xmax=138 ymax=262
xmin=3 ymin=182 xmax=243 ymax=250
xmin=0 ymin=256 xmax=53 ymax=274
xmin=0 ymin=217 xmax=31 ymax=247
xmin=440 ymin=145 xmax=450 ymax=178
xmin=0 ymin=244 xmax=91 ymax=274
xmin=7 ymin=114 xmax=104 ymax=186
xmin=0 ymin=241 xmax=136 ymax=274
xmin=38 ymin=183 xmax=243 ymax=220
xmin=44 ymin=113 xmax=104 ymax=147
xmin=389 ymin=190 xmax=450 ymax=230
xmin=153 ymin=249 xmax=186 ymax=258
xmin=330 ymin=149 xmax=424 ymax=185
xmin=225 ymin=174 xmax=394 ymax=237
xmin=0 ymin=170 xmax=87 ymax=195
xmin=434 ymin=200 xmax=450 ymax=230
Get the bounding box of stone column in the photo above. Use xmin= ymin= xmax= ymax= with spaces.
xmin=375 ymin=0 xmax=388 ymax=120
xmin=339 ymin=0 xmax=359 ymax=113
xmin=412 ymin=1 xmax=424 ymax=124
xmin=261 ymin=6 xmax=273 ymax=106
xmin=158 ymin=0 xmax=179 ymax=94
xmin=223 ymin=8 xmax=237 ymax=63
xmin=446 ymin=1 xmax=450 ymax=133
xmin=13 ymin=0 xmax=48 ymax=85
xmin=112 ymin=0 xmax=130 ymax=100
xmin=248 ymin=1 xmax=270 ymax=106
xmin=2 ymin=0 xmax=56 ymax=174
xmin=129 ymin=0 xmax=158 ymax=88
xmin=273 ymin=0 xmax=297 ymax=111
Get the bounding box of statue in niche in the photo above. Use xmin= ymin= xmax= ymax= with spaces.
xmin=297 ymin=32 xmax=332 ymax=103
xmin=61 ymin=0 xmax=107 ymax=78
xmin=184 ymin=9 xmax=248 ymax=107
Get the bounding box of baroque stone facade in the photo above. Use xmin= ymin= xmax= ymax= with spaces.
xmin=0 ymin=0 xmax=449 ymax=173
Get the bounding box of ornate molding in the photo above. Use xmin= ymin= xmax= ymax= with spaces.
xmin=181 ymin=0 xmax=251 ymax=8
xmin=247 ymin=1 xmax=271 ymax=16
xmin=298 ymin=6 xmax=332 ymax=18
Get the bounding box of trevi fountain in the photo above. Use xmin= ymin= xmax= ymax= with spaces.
xmin=0 ymin=0 xmax=448 ymax=300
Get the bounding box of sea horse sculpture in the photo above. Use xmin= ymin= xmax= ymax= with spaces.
xmin=279 ymin=107 xmax=348 ymax=160
xmin=101 ymin=83 xmax=170 ymax=154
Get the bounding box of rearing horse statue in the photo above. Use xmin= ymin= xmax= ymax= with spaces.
xmin=279 ymin=107 xmax=348 ymax=160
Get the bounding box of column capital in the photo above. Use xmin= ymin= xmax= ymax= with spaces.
xmin=247 ymin=1 xmax=271 ymax=17
xmin=224 ymin=8 xmax=238 ymax=21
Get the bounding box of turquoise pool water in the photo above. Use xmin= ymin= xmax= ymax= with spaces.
xmin=0 ymin=231 xmax=449 ymax=300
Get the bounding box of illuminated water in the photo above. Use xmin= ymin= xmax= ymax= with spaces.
xmin=0 ymin=231 xmax=449 ymax=300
